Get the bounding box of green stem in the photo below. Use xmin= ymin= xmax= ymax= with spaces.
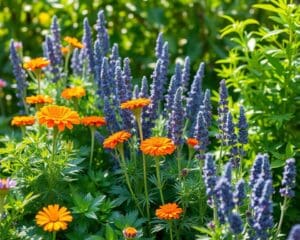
xmin=135 ymin=112 xmax=150 ymax=220
xmin=20 ymin=126 xmax=25 ymax=138
xmin=64 ymin=48 xmax=72 ymax=87
xmin=117 ymin=144 xmax=144 ymax=217
xmin=186 ymin=147 xmax=194 ymax=169
xmin=155 ymin=157 xmax=164 ymax=204
xmin=177 ymin=148 xmax=181 ymax=180
xmin=89 ymin=127 xmax=95 ymax=172
xmin=168 ymin=221 xmax=174 ymax=240
xmin=36 ymin=71 xmax=41 ymax=95
xmin=52 ymin=231 xmax=56 ymax=240
xmin=276 ymin=196 xmax=288 ymax=236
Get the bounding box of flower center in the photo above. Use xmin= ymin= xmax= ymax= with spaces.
xmin=49 ymin=212 xmax=59 ymax=222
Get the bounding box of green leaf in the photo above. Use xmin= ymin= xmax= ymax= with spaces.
xmin=192 ymin=226 xmax=213 ymax=236
xmin=261 ymin=29 xmax=287 ymax=40
xmin=253 ymin=4 xmax=286 ymax=14
xmin=105 ymin=224 xmax=117 ymax=240
xmin=271 ymin=158 xmax=285 ymax=169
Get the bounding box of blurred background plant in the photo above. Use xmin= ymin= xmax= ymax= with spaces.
xmin=0 ymin=0 xmax=266 ymax=116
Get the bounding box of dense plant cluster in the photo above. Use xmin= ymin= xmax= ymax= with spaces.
xmin=0 ymin=1 xmax=299 ymax=240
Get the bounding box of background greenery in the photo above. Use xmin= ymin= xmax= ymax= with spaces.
xmin=0 ymin=0 xmax=299 ymax=236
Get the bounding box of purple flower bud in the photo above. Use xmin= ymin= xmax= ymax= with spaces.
xmin=223 ymin=162 xmax=232 ymax=183
xmin=45 ymin=36 xmax=60 ymax=82
xmin=132 ymin=84 xmax=139 ymax=99
xmin=103 ymin=96 xmax=119 ymax=133
xmin=280 ymin=158 xmax=296 ymax=198
xmin=100 ymin=57 xmax=112 ymax=98
xmin=250 ymin=153 xmax=271 ymax=188
xmin=288 ymin=225 xmax=300 ymax=240
xmin=199 ymin=89 xmax=212 ymax=128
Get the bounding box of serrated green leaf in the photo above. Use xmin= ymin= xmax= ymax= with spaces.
xmin=192 ymin=226 xmax=213 ymax=236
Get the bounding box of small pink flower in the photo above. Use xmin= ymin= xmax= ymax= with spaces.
xmin=13 ymin=41 xmax=23 ymax=50
xmin=0 ymin=79 xmax=7 ymax=88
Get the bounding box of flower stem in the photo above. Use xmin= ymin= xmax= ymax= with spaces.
xmin=155 ymin=157 xmax=164 ymax=204
xmin=117 ymin=144 xmax=144 ymax=217
xmin=64 ymin=48 xmax=72 ymax=87
xmin=89 ymin=127 xmax=95 ymax=172
xmin=168 ymin=221 xmax=174 ymax=240
xmin=135 ymin=111 xmax=150 ymax=220
xmin=276 ymin=196 xmax=288 ymax=236
xmin=52 ymin=231 xmax=56 ymax=240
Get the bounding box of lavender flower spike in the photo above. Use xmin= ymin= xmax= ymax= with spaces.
xmin=229 ymin=213 xmax=244 ymax=234
xmin=96 ymin=10 xmax=109 ymax=56
xmin=9 ymin=40 xmax=27 ymax=112
xmin=186 ymin=62 xmax=204 ymax=122
xmin=182 ymin=56 xmax=190 ymax=94
xmin=83 ymin=17 xmax=95 ymax=74
xmin=193 ymin=111 xmax=209 ymax=153
xmin=200 ymin=89 xmax=212 ymax=127
xmin=222 ymin=162 xmax=232 ymax=183
xmin=280 ymin=158 xmax=296 ymax=198
xmin=139 ymin=76 xmax=149 ymax=98
xmin=169 ymin=87 xmax=184 ymax=145
xmin=238 ymin=106 xmax=248 ymax=144
xmin=288 ymin=225 xmax=300 ymax=240
xmin=123 ymin=58 xmax=132 ymax=99
xmin=155 ymin=32 xmax=164 ymax=59
xmin=250 ymin=154 xmax=264 ymax=188
xmin=253 ymin=180 xmax=273 ymax=239
xmin=203 ymin=153 xmax=217 ymax=203
xmin=217 ymin=79 xmax=229 ymax=143
xmin=50 ymin=16 xmax=62 ymax=65
xmin=233 ymin=179 xmax=246 ymax=206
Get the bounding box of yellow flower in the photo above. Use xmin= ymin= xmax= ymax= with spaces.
xmin=103 ymin=130 xmax=132 ymax=149
xmin=37 ymin=105 xmax=80 ymax=132
xmin=38 ymin=12 xmax=51 ymax=26
xmin=35 ymin=204 xmax=73 ymax=232
xmin=123 ymin=227 xmax=138 ymax=239
xmin=81 ymin=116 xmax=106 ymax=127
xmin=120 ymin=98 xmax=151 ymax=110
xmin=26 ymin=95 xmax=54 ymax=105
xmin=155 ymin=203 xmax=183 ymax=220
xmin=23 ymin=57 xmax=50 ymax=72
xmin=64 ymin=36 xmax=84 ymax=49
xmin=186 ymin=138 xmax=199 ymax=147
xmin=11 ymin=116 xmax=35 ymax=127
xmin=140 ymin=137 xmax=176 ymax=157
xmin=61 ymin=87 xmax=86 ymax=100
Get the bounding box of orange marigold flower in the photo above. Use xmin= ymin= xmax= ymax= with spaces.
xmin=37 ymin=105 xmax=80 ymax=132
xmin=140 ymin=137 xmax=176 ymax=156
xmin=23 ymin=57 xmax=50 ymax=71
xmin=64 ymin=36 xmax=84 ymax=49
xmin=26 ymin=95 xmax=54 ymax=105
xmin=61 ymin=46 xmax=70 ymax=54
xmin=186 ymin=138 xmax=199 ymax=147
xmin=61 ymin=86 xmax=86 ymax=100
xmin=120 ymin=98 xmax=151 ymax=110
xmin=123 ymin=227 xmax=138 ymax=239
xmin=11 ymin=116 xmax=35 ymax=126
xmin=103 ymin=130 xmax=132 ymax=149
xmin=155 ymin=203 xmax=183 ymax=220
xmin=81 ymin=116 xmax=106 ymax=127
xmin=35 ymin=204 xmax=73 ymax=232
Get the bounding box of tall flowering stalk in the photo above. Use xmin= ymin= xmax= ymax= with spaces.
xmin=103 ymin=131 xmax=144 ymax=217
xmin=10 ymin=40 xmax=28 ymax=113
xmin=277 ymin=158 xmax=296 ymax=236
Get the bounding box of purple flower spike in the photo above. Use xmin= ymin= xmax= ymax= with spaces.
xmin=203 ymin=153 xmax=217 ymax=203
xmin=186 ymin=62 xmax=204 ymax=122
xmin=182 ymin=56 xmax=190 ymax=94
xmin=122 ymin=58 xmax=132 ymax=99
xmin=218 ymin=79 xmax=229 ymax=144
xmin=96 ymin=10 xmax=109 ymax=56
xmin=50 ymin=16 xmax=62 ymax=65
xmin=238 ymin=106 xmax=248 ymax=144
xmin=233 ymin=179 xmax=246 ymax=206
xmin=229 ymin=213 xmax=244 ymax=234
xmin=288 ymin=225 xmax=300 ymax=240
xmin=280 ymin=158 xmax=296 ymax=198
xmin=83 ymin=17 xmax=95 ymax=74
xmin=155 ymin=32 xmax=164 ymax=59
xmin=169 ymin=87 xmax=184 ymax=145
xmin=139 ymin=76 xmax=148 ymax=98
